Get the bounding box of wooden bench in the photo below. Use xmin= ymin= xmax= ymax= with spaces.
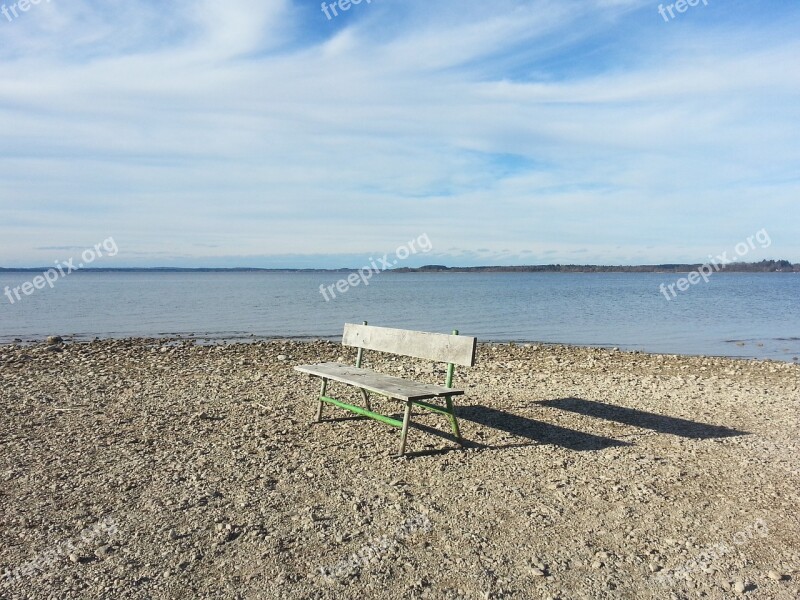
xmin=295 ymin=323 xmax=477 ymax=456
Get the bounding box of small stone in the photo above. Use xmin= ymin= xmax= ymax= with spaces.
xmin=767 ymin=570 xmax=783 ymax=581
xmin=46 ymin=336 xmax=63 ymax=345
xmin=591 ymin=560 xmax=603 ymax=569
xmin=530 ymin=567 xmax=545 ymax=577
xmin=649 ymin=563 xmax=662 ymax=572
xmin=68 ymin=553 xmax=80 ymax=563
xmin=94 ymin=545 xmax=112 ymax=559
xmin=734 ymin=581 xmax=745 ymax=593
xmin=277 ymin=354 xmax=288 ymax=361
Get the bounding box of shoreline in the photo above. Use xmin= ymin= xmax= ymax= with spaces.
xmin=1 ymin=334 xmax=797 ymax=364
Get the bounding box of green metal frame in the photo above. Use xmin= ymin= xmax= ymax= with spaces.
xmin=314 ymin=321 xmax=464 ymax=456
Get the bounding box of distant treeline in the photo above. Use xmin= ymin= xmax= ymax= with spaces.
xmin=1 ymin=260 xmax=797 ymax=273
xmin=394 ymin=259 xmax=800 ymax=273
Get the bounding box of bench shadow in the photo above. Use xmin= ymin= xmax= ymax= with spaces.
xmin=453 ymin=405 xmax=631 ymax=451
xmin=400 ymin=406 xmax=631 ymax=457
xmin=315 ymin=403 xmax=662 ymax=457
xmin=535 ymin=398 xmax=748 ymax=439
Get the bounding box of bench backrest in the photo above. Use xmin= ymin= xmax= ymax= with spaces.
xmin=342 ymin=323 xmax=477 ymax=367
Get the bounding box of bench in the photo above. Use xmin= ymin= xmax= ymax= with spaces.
xmin=295 ymin=322 xmax=477 ymax=456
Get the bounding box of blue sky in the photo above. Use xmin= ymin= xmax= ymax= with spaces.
xmin=1 ymin=0 xmax=798 ymax=268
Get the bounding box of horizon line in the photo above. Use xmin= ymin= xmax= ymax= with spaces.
xmin=0 ymin=260 xmax=797 ymax=273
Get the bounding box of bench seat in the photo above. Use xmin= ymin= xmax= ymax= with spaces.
xmin=295 ymin=362 xmax=464 ymax=402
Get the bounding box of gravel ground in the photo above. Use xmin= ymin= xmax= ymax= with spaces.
xmin=1 ymin=338 xmax=799 ymax=600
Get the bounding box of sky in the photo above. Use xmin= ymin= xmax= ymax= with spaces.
xmin=0 ymin=0 xmax=798 ymax=268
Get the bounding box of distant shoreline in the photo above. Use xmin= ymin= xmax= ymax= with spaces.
xmin=0 ymin=260 xmax=797 ymax=274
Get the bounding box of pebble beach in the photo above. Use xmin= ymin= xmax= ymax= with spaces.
xmin=1 ymin=338 xmax=799 ymax=599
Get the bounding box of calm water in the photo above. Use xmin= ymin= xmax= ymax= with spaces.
xmin=0 ymin=271 xmax=798 ymax=361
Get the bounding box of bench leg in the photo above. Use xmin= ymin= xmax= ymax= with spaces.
xmin=315 ymin=378 xmax=328 ymax=422
xmin=359 ymin=388 xmax=372 ymax=411
xmin=398 ymin=399 xmax=413 ymax=456
xmin=445 ymin=395 xmax=463 ymax=445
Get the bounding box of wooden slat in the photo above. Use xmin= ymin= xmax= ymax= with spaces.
xmin=341 ymin=324 xmax=477 ymax=367
xmin=294 ymin=362 xmax=465 ymax=401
